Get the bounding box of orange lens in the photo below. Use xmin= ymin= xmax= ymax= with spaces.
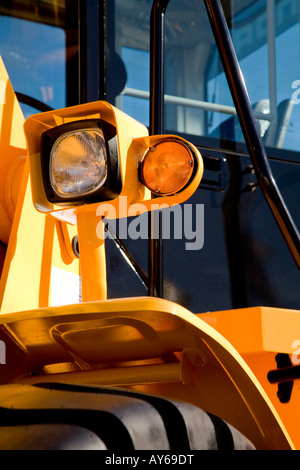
xmin=140 ymin=140 xmax=194 ymax=195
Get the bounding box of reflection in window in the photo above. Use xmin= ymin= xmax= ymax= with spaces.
xmin=114 ymin=0 xmax=300 ymax=155
xmin=0 ymin=16 xmax=66 ymax=117
xmin=121 ymin=46 xmax=149 ymax=127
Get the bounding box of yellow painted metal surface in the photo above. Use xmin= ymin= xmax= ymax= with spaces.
xmin=200 ymin=307 xmax=300 ymax=450
xmin=0 ymin=58 xmax=80 ymax=314
xmin=0 ymin=57 xmax=26 ymax=245
xmin=0 ymin=297 xmax=294 ymax=450
xmin=76 ymin=210 xmax=107 ymax=301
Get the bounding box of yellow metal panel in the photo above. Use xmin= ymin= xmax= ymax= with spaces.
xmin=0 ymin=57 xmax=80 ymax=314
xmin=0 ymin=57 xmax=27 ymax=245
xmin=200 ymin=306 xmax=300 ymax=355
xmin=0 ymin=297 xmax=294 ymax=449
xmin=0 ymin=159 xmax=81 ymax=313
xmin=76 ymin=210 xmax=107 ymax=301
xmin=200 ymin=307 xmax=264 ymax=354
xmin=200 ymin=306 xmax=300 ymax=450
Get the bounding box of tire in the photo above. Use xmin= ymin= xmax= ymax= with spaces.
xmin=0 ymin=382 xmax=255 ymax=450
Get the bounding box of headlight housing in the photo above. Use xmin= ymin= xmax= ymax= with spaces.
xmin=25 ymin=101 xmax=203 ymax=219
xmin=41 ymin=119 xmax=121 ymax=205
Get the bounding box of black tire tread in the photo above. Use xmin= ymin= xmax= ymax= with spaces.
xmin=0 ymin=382 xmax=255 ymax=450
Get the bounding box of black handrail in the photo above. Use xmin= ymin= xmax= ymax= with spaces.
xmin=148 ymin=0 xmax=170 ymax=297
xmin=16 ymin=93 xmax=54 ymax=113
xmin=203 ymin=0 xmax=300 ymax=270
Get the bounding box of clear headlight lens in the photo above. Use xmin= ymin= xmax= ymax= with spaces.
xmin=50 ymin=128 xmax=107 ymax=198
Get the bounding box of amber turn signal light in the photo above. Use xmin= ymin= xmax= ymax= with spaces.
xmin=139 ymin=140 xmax=195 ymax=196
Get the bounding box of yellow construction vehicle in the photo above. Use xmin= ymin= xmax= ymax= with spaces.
xmin=0 ymin=0 xmax=299 ymax=452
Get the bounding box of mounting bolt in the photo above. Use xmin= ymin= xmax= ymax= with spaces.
xmin=72 ymin=235 xmax=80 ymax=258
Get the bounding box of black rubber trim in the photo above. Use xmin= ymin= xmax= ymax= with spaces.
xmin=15 ymin=92 xmax=54 ymax=113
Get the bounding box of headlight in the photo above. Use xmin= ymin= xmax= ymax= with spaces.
xmin=41 ymin=119 xmax=122 ymax=205
xmin=50 ymin=129 xmax=107 ymax=198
